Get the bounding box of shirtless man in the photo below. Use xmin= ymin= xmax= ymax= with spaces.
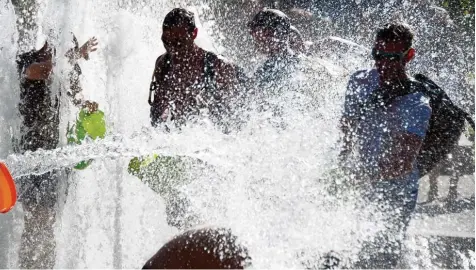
xmin=145 ymin=8 xmax=242 ymax=229
xmin=149 ymin=8 xmax=240 ymax=128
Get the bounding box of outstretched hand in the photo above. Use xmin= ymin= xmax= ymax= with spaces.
xmin=79 ymin=37 xmax=98 ymax=60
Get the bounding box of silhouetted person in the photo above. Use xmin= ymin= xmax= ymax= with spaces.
xmin=16 ymin=31 xmax=98 ymax=269
xmin=149 ymin=8 xmax=240 ymax=129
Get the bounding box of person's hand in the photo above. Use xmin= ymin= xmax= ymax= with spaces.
xmin=82 ymin=100 xmax=99 ymax=113
xmin=79 ymin=37 xmax=98 ymax=60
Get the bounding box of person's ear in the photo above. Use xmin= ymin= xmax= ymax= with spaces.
xmin=192 ymin=28 xmax=198 ymax=40
xmin=405 ymin=48 xmax=415 ymax=63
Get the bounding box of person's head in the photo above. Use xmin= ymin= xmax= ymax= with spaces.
xmin=142 ymin=227 xmax=251 ymax=269
xmin=248 ymin=8 xmax=291 ymax=55
xmin=289 ymin=25 xmax=304 ymax=53
xmin=373 ymin=23 xmax=415 ymax=83
xmin=162 ymin=8 xmax=198 ymax=55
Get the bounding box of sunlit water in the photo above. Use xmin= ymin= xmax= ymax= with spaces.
xmin=0 ymin=0 xmax=474 ymax=268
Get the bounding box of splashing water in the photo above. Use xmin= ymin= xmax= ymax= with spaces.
xmin=0 ymin=0 xmax=474 ymax=268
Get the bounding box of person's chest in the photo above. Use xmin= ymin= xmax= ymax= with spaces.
xmin=162 ymin=58 xmax=206 ymax=92
xmin=357 ymin=100 xmax=405 ymax=146
xmin=355 ymin=82 xmax=412 ymax=137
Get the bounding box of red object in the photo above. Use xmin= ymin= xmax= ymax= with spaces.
xmin=0 ymin=162 xmax=16 ymax=213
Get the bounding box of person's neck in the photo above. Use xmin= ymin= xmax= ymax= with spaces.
xmin=379 ymin=72 xmax=410 ymax=96
xmin=379 ymin=70 xmax=408 ymax=87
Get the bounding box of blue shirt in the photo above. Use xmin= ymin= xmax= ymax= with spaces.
xmin=343 ymin=69 xmax=432 ymax=192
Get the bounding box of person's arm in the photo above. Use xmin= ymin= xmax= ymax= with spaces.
xmin=377 ymin=96 xmax=432 ymax=179
xmin=24 ymin=60 xmax=53 ymax=80
xmin=339 ymin=116 xmax=355 ymax=163
xmin=215 ymin=58 xmax=241 ymax=96
xmin=67 ymin=36 xmax=99 ymax=112
xmin=66 ymin=36 xmax=98 ymax=63
xmin=149 ymin=55 xmax=169 ymax=122
xmin=338 ymin=76 xmax=361 ymax=164
xmin=378 ymin=132 xmax=425 ymax=179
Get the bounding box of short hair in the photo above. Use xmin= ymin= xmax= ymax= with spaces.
xmin=142 ymin=228 xmax=252 ymax=269
xmin=376 ymin=23 xmax=414 ymax=49
xmin=163 ymin=8 xmax=196 ymax=32
xmin=248 ymin=8 xmax=291 ymax=38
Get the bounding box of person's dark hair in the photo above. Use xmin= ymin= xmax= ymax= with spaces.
xmin=163 ymin=8 xmax=196 ymax=32
xmin=248 ymin=8 xmax=291 ymax=38
xmin=376 ymin=23 xmax=414 ymax=50
xmin=142 ymin=227 xmax=252 ymax=269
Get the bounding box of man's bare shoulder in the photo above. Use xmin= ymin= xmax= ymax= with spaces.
xmin=206 ymin=52 xmax=239 ymax=76
xmin=349 ymin=68 xmax=378 ymax=85
xmin=155 ymin=53 xmax=169 ymax=68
